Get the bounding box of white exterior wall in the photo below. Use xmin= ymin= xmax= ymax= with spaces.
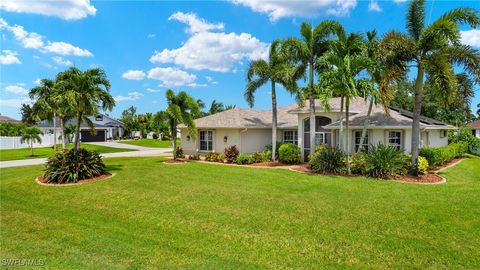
xmin=180 ymin=128 xmax=242 ymax=155
xmin=240 ymin=129 xmax=271 ymax=154
xmin=426 ymin=129 xmax=448 ymax=147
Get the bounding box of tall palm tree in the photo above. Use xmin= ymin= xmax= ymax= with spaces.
xmin=245 ymin=39 xmax=301 ymax=161
xmin=283 ymin=21 xmax=342 ymax=155
xmin=56 ymin=67 xmax=115 ymax=152
xmin=21 ymin=127 xmax=43 ymax=156
xmin=20 ymin=104 xmax=36 ymax=125
xmin=29 ymin=79 xmax=58 ymax=151
xmin=381 ymin=0 xmax=480 ymax=174
xmin=165 ymin=89 xmax=200 ymax=160
xmin=208 ymin=100 xmax=225 ymax=115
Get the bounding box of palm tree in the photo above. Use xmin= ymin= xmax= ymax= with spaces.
xmin=225 ymin=104 xmax=237 ymax=110
xmin=64 ymin=124 xmax=76 ymax=144
xmin=20 ymin=104 xmax=36 ymax=125
xmin=283 ymin=21 xmax=343 ymax=155
xmin=165 ymin=89 xmax=200 ymax=160
xmin=21 ymin=127 xmax=43 ymax=156
xmin=209 ymin=100 xmax=225 ymax=115
xmin=56 ymin=67 xmax=115 ymax=152
xmin=381 ymin=0 xmax=480 ymax=174
xmin=29 ymin=79 xmax=58 ymax=151
xmin=245 ymin=39 xmax=301 ymax=161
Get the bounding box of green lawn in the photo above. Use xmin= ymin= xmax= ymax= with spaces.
xmin=0 ymin=144 xmax=134 ymax=161
xmin=1 ymin=156 xmax=479 ymax=269
xmin=119 ymin=138 xmax=179 ymax=148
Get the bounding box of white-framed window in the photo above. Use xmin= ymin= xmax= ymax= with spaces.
xmin=283 ymin=130 xmax=298 ymax=145
xmin=388 ymin=131 xmax=402 ymax=150
xmin=440 ymin=130 xmax=447 ymax=138
xmin=199 ymin=130 xmax=213 ymax=151
xmin=354 ymin=131 xmax=369 ymax=152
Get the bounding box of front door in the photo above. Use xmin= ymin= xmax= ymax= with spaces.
xmin=303 ymin=116 xmax=332 ymax=161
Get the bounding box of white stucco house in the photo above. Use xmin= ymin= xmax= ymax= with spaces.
xmin=470 ymin=120 xmax=480 ymax=139
xmin=179 ymin=97 xmax=455 ymax=161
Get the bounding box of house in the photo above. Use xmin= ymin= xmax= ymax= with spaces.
xmin=469 ymin=119 xmax=480 ymax=139
xmin=179 ymin=97 xmax=455 ymax=161
xmin=0 ymin=115 xmax=20 ymax=123
xmin=38 ymin=114 xmax=124 ymax=142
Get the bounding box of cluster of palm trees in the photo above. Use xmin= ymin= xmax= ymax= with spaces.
xmin=245 ymin=0 xmax=479 ymax=174
xmin=29 ymin=67 xmax=115 ymax=153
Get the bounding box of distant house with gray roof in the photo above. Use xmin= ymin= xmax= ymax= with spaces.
xmin=179 ymin=97 xmax=455 ymax=161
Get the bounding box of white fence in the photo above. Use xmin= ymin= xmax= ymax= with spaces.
xmin=0 ymin=134 xmax=65 ymax=150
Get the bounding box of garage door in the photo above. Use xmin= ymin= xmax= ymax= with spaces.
xmin=80 ymin=130 xmax=106 ymax=142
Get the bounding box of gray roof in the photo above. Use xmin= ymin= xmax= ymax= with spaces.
xmin=37 ymin=115 xmax=124 ymax=128
xmin=0 ymin=115 xmax=20 ymax=123
xmin=288 ymin=97 xmax=369 ymax=114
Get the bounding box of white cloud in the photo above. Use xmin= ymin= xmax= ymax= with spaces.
xmin=0 ymin=0 xmax=96 ymax=20
xmin=461 ymin=29 xmax=480 ymax=48
xmin=205 ymin=76 xmax=218 ymax=85
xmin=0 ymin=18 xmax=93 ymax=57
xmin=368 ymin=1 xmax=382 ymax=12
xmin=147 ymin=33 xmax=156 ymax=39
xmin=147 ymin=67 xmax=197 ymax=87
xmin=169 ymin=12 xmax=224 ymax=34
xmin=122 ymin=70 xmax=146 ymax=80
xmin=0 ymin=50 xmax=21 ymax=64
xmin=393 ymin=0 xmax=409 ymax=3
xmin=231 ymin=0 xmax=357 ymax=21
xmin=33 ymin=78 xmax=41 ymax=85
xmin=52 ymin=56 xmax=73 ymax=66
xmin=114 ymin=91 xmax=144 ymax=102
xmin=5 ymin=84 xmax=28 ymax=95
xmin=0 ymin=98 xmax=32 ymax=108
xmin=187 ymin=83 xmax=208 ymax=88
xmin=146 ymin=88 xmax=160 ymax=93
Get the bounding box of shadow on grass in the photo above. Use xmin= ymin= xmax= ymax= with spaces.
xmin=106 ymin=164 xmax=124 ymax=172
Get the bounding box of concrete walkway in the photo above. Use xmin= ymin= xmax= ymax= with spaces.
xmin=0 ymin=143 xmax=172 ymax=168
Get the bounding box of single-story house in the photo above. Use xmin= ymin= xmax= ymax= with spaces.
xmin=469 ymin=119 xmax=480 ymax=139
xmin=0 ymin=115 xmax=20 ymax=123
xmin=38 ymin=114 xmax=124 ymax=142
xmin=179 ymin=97 xmax=455 ymax=161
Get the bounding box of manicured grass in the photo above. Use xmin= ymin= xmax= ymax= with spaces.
xmin=119 ymin=138 xmax=179 ymax=148
xmin=1 ymin=156 xmax=480 ymax=269
xmin=0 ymin=144 xmax=134 ymax=161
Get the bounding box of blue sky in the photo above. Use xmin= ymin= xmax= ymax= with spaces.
xmin=1 ymin=0 xmax=479 ymax=119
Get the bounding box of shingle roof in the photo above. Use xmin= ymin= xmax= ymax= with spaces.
xmin=470 ymin=120 xmax=480 ymax=129
xmin=0 ymin=115 xmax=20 ymax=123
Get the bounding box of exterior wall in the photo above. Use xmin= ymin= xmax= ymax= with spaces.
xmin=426 ymin=129 xmax=448 ymax=147
xmin=475 ymin=129 xmax=480 ymax=139
xmin=0 ymin=134 xmax=64 ymax=149
xmin=240 ymin=129 xmax=271 ymax=154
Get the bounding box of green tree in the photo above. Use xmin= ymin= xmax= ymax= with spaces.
xmin=63 ymin=124 xmax=76 ymax=144
xmin=382 ymin=0 xmax=480 ymax=174
xmin=20 ymin=104 xmax=36 ymax=125
xmin=21 ymin=126 xmax=43 ymax=156
xmin=120 ymin=106 xmax=139 ymax=137
xmin=208 ymin=100 xmax=225 ymax=115
xmin=29 ymin=79 xmax=58 ymax=151
xmin=165 ymin=89 xmax=200 ymax=160
xmin=245 ymin=40 xmax=301 ymax=161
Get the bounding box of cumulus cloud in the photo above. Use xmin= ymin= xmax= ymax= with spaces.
xmin=0 ymin=98 xmax=32 ymax=108
xmin=187 ymin=83 xmax=208 ymax=88
xmin=0 ymin=50 xmax=21 ymax=64
xmin=52 ymin=56 xmax=73 ymax=66
xmin=169 ymin=12 xmax=224 ymax=34
xmin=368 ymin=0 xmax=382 ymax=12
xmin=0 ymin=0 xmax=96 ymax=20
xmin=0 ymin=18 xmax=93 ymax=57
xmin=5 ymin=84 xmax=28 ymax=95
xmin=461 ymin=29 xmax=480 ymax=48
xmin=114 ymin=91 xmax=144 ymax=102
xmin=147 ymin=67 xmax=197 ymax=87
xmin=146 ymin=88 xmax=160 ymax=93
xmin=393 ymin=0 xmax=409 ymax=3
xmin=231 ymin=0 xmax=357 ymax=21
xmin=122 ymin=70 xmax=146 ymax=80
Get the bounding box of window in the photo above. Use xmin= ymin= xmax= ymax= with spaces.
xmin=199 ymin=130 xmax=213 ymax=151
xmin=283 ymin=130 xmax=298 ymax=145
xmin=95 ymin=115 xmax=103 ymax=121
xmin=388 ymin=131 xmax=402 ymax=150
xmin=354 ymin=131 xmax=369 ymax=152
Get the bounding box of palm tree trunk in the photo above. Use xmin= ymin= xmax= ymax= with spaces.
xmin=60 ymin=116 xmax=66 ymax=151
xmin=309 ymin=59 xmax=316 ymax=158
xmin=339 ymin=96 xmax=344 ymax=150
xmin=411 ymin=64 xmax=425 ymax=176
xmin=73 ymin=112 xmax=82 ymax=152
xmin=271 ymin=81 xmax=277 ymax=162
xmin=357 ymin=100 xmax=373 ymax=153
xmin=172 ymin=119 xmax=177 ymax=160
xmin=345 ymin=98 xmax=351 ymax=175
xmin=53 ymin=111 xmax=57 ymax=151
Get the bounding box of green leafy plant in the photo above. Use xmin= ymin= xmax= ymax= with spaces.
xmin=224 ymin=145 xmax=239 ymax=163
xmin=20 ymin=126 xmax=43 ymax=156
xmin=364 ymin=144 xmax=405 ymax=179
xmin=402 ymin=155 xmax=429 ymax=175
xmin=309 ymin=145 xmax=345 ymax=174
xmin=252 ymin=151 xmax=272 ymax=163
xmin=236 ymin=154 xmax=255 ymax=165
xmin=265 ymin=142 xmax=284 ymax=160
xmin=419 ymin=143 xmax=467 ymax=168
xmin=174 ymin=147 xmax=184 ymax=159
xmin=216 ymin=153 xmax=225 ymax=163
xmin=350 ymin=151 xmax=367 ymax=175
xmin=188 ymin=154 xmax=200 ymax=160
xmin=278 ymin=143 xmax=300 ymax=164
xmin=44 ymin=148 xmax=107 ymax=184
xmin=449 ymin=129 xmax=480 ymax=154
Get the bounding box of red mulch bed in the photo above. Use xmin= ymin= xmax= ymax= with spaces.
xmin=164 ymin=159 xmax=187 ymax=164
xmin=249 ymin=162 xmax=289 ymax=167
xmin=36 ymin=173 xmax=113 ymax=186
xmin=396 ymin=173 xmax=443 ymax=183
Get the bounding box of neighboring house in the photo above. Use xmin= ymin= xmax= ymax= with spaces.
xmin=38 ymin=114 xmax=124 ymax=142
xmin=179 ymin=97 xmax=455 ymax=161
xmin=0 ymin=115 xmax=20 ymax=123
xmin=469 ymin=120 xmax=480 ymax=139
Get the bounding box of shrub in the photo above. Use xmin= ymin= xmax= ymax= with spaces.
xmin=205 ymin=152 xmax=217 ymax=162
xmin=152 ymin=133 xmax=159 ymax=139
xmin=44 ymin=148 xmax=107 ymax=184
xmin=265 ymin=142 xmax=284 ymax=159
xmin=252 ymin=151 xmax=272 ymax=163
xmin=278 ymin=143 xmax=300 ymax=164
xmin=112 ymin=135 xmax=119 ymax=140
xmin=173 ymin=147 xmax=184 ymax=159
xmin=449 ymin=128 xmax=480 ymax=154
xmin=188 ymin=154 xmax=200 ymax=160
xmin=419 ymin=142 xmax=467 ymax=168
xmin=224 ymin=145 xmax=239 ymax=163
xmin=350 ymin=151 xmax=367 ymax=175
xmin=216 ymin=153 xmax=225 ymax=163
xmin=402 ymin=155 xmax=429 ymax=175
xmin=364 ymin=144 xmax=405 ymax=179
xmin=309 ymin=145 xmax=345 ymax=174
xmin=236 ymin=154 xmax=254 ymax=165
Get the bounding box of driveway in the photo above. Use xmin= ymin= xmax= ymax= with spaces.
xmin=0 ymin=142 xmax=172 ymax=168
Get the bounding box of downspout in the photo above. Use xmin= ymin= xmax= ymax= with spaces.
xmin=239 ymin=128 xmax=248 ymax=154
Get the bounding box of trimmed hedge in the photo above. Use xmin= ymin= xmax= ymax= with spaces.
xmin=419 ymin=143 xmax=467 ymax=168
xmin=236 ymin=154 xmax=255 ymax=165
xmin=278 ymin=143 xmax=300 ymax=164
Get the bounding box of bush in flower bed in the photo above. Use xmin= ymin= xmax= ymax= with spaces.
xmin=449 ymin=128 xmax=480 ymax=154
xmin=278 ymin=143 xmax=300 ymax=164
xmin=419 ymin=142 xmax=467 ymax=168
xmin=350 ymin=151 xmax=367 ymax=175
xmin=252 ymin=151 xmax=272 ymax=163
xmin=44 ymin=148 xmax=107 ymax=184
xmin=401 ymin=155 xmax=429 ymax=175
xmin=364 ymin=144 xmax=406 ymax=179
xmin=188 ymin=154 xmax=200 ymax=160
xmin=309 ymin=145 xmax=345 ymax=174
xmin=236 ymin=154 xmax=255 ymax=165
xmin=224 ymin=145 xmax=239 ymax=163
xmin=174 ymin=147 xmax=185 ymax=159
xmin=205 ymin=153 xmax=224 ymax=163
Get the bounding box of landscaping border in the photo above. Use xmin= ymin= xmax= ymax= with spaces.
xmin=35 ymin=173 xmax=115 ymax=186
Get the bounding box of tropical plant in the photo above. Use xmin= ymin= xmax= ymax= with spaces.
xmin=381 ymin=0 xmax=480 ymax=174
xmin=224 ymin=145 xmax=239 ymax=163
xmin=236 ymin=154 xmax=255 ymax=165
xmin=20 ymin=104 xmax=36 ymax=125
xmin=252 ymin=151 xmax=272 ymax=163
xmin=173 ymin=147 xmax=185 ymax=159
xmin=29 ymin=78 xmax=58 ymax=151
xmin=208 ymin=100 xmax=225 ymax=115
xmin=309 ymin=145 xmax=345 ymax=174
xmin=165 ymin=89 xmax=200 ymax=160
xmin=0 ymin=122 xmax=28 ymax=136
xmin=419 ymin=142 xmax=468 ymax=167
xmin=63 ymin=124 xmax=76 ymax=144
xmin=364 ymin=144 xmax=406 ymax=179
xmin=20 ymin=126 xmax=43 ymax=156
xmin=43 ymin=148 xmax=107 ymax=184
xmin=278 ymin=143 xmax=301 ymax=164
xmin=245 ymin=39 xmax=301 ymax=161
xmin=449 ymin=128 xmax=480 ymax=153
